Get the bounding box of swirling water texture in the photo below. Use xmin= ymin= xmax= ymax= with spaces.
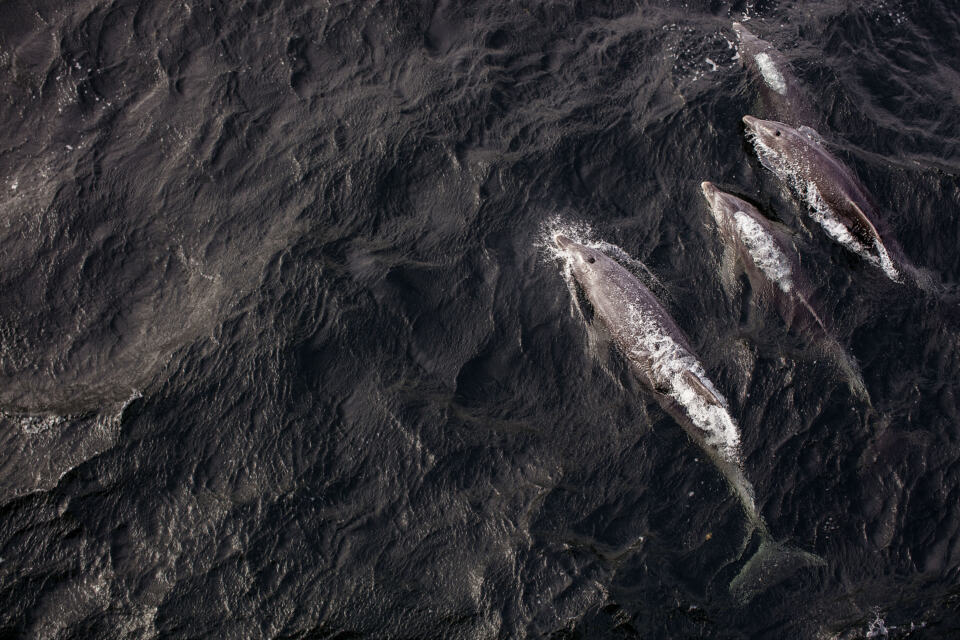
xmin=0 ymin=0 xmax=959 ymax=638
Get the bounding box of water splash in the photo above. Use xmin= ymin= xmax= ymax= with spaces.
xmin=538 ymin=216 xmax=672 ymax=303
xmin=621 ymin=301 xmax=742 ymax=461
xmin=866 ymin=610 xmax=889 ymax=638
xmin=805 ymin=183 xmax=902 ymax=283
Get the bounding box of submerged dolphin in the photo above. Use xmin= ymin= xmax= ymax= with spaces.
xmin=733 ymin=22 xmax=817 ymax=127
xmin=554 ymin=234 xmax=822 ymax=600
xmin=700 ymin=182 xmax=870 ymax=402
xmin=700 ymin=182 xmax=824 ymax=331
xmin=743 ymin=115 xmax=904 ymax=283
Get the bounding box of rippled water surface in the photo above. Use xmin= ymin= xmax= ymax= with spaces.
xmin=2 ymin=0 xmax=960 ymax=637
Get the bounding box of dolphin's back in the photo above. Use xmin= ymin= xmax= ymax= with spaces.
xmin=800 ymin=141 xmax=884 ymax=247
xmin=582 ymin=253 xmax=742 ymax=466
xmin=710 ymin=190 xmax=830 ymax=330
xmin=584 ymin=254 xmax=695 ymax=373
xmin=735 ymin=24 xmax=817 ymax=126
xmin=749 ymin=123 xmax=903 ymax=282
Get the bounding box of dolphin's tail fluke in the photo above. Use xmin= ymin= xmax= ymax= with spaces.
xmin=722 ymin=464 xmax=825 ymax=603
xmin=729 ymin=537 xmax=825 ymax=603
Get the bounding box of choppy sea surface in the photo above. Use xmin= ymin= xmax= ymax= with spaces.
xmin=2 ymin=1 xmax=960 ymax=638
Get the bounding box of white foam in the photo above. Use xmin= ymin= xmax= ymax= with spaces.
xmin=537 ymin=215 xmax=596 ymax=264
xmin=874 ymin=244 xmax=901 ymax=282
xmin=732 ymin=211 xmax=794 ymax=293
xmin=866 ymin=611 xmax=889 ymax=638
xmin=18 ymin=414 xmax=68 ymax=435
xmin=804 ymin=182 xmax=864 ymax=252
xmin=538 ymin=217 xmax=603 ymax=320
xmin=747 ymin=133 xmax=791 ymax=179
xmin=754 ymin=52 xmax=787 ymax=95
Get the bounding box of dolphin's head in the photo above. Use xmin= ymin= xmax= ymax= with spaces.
xmin=700 ymin=181 xmax=741 ymax=227
xmin=743 ymin=115 xmax=803 ymax=162
xmin=700 ymin=181 xmax=729 ymax=222
xmin=555 ymin=235 xmax=630 ymax=322
xmin=732 ymin=22 xmax=765 ymax=55
xmin=555 ymin=235 xmax=609 ymax=286
xmin=732 ymin=22 xmax=752 ymax=42
xmin=743 ymin=115 xmax=789 ymax=148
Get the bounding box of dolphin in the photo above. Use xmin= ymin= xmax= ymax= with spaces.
xmin=700 ymin=182 xmax=870 ymax=402
xmin=742 ymin=115 xmax=904 ymax=283
xmin=733 ymin=22 xmax=818 ymax=128
xmin=700 ymin=182 xmax=824 ymax=331
xmin=554 ymin=234 xmax=823 ymax=600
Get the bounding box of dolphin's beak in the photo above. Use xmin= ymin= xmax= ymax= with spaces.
xmin=732 ymin=22 xmax=753 ymax=42
xmin=555 ymin=234 xmax=572 ymax=250
xmin=700 ymin=181 xmax=717 ymax=205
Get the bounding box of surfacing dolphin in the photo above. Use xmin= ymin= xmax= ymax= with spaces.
xmin=743 ymin=115 xmax=906 ymax=284
xmin=700 ymin=182 xmax=870 ymax=403
xmin=733 ymin=22 xmax=818 ymax=128
xmin=554 ymin=234 xmax=822 ymax=601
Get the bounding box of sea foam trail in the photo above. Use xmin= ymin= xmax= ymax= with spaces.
xmin=621 ymin=301 xmax=742 ymax=460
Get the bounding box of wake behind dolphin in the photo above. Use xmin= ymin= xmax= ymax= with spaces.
xmin=551 ymin=232 xmax=822 ymax=601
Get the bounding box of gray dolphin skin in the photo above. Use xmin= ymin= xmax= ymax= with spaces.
xmin=554 ymin=235 xmax=822 ymax=599
xmin=743 ymin=115 xmax=903 ymax=283
xmin=733 ymin=22 xmax=817 ymax=127
xmin=700 ymin=183 xmax=871 ymax=402
xmin=555 ymin=235 xmax=751 ymax=512
xmin=700 ymin=181 xmax=826 ymax=333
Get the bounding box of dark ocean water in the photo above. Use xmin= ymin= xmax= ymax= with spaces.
xmin=1 ymin=0 xmax=960 ymax=637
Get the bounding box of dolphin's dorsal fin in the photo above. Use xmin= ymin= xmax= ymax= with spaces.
xmin=683 ymin=370 xmax=722 ymax=406
xmin=847 ymin=200 xmax=882 ymax=245
xmin=798 ymin=126 xmax=823 ymax=144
